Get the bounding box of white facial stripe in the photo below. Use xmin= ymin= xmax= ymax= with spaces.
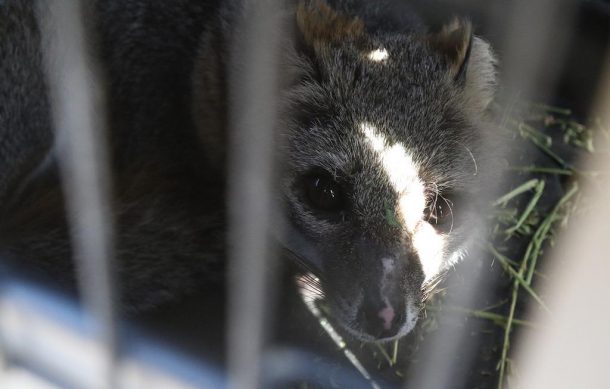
xmin=360 ymin=122 xmax=426 ymax=231
xmin=398 ymin=192 xmax=426 ymax=232
xmin=412 ymin=223 xmax=447 ymax=282
xmin=360 ymin=122 xmax=419 ymax=191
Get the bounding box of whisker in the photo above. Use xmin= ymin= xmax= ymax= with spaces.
xmin=282 ymin=248 xmax=325 ymax=282
xmin=296 ymin=283 xmax=324 ymax=296
xmin=422 ymin=270 xmax=448 ymax=302
xmin=295 ymin=272 xmax=325 ymax=300
xmin=455 ymin=141 xmax=479 ymax=176
xmin=425 ymin=182 xmax=441 ymax=218
xmin=438 ymin=193 xmax=455 ymax=233
xmin=295 ymin=279 xmax=322 ymax=291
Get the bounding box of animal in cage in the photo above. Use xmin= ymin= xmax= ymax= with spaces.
xmin=0 ymin=0 xmax=498 ymax=342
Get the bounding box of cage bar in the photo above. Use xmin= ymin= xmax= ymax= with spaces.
xmin=37 ymin=1 xmax=119 ymax=386
xmin=225 ymin=1 xmax=284 ymax=388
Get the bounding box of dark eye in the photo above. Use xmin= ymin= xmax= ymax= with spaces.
xmin=425 ymin=192 xmax=455 ymax=233
xmin=303 ymin=171 xmax=344 ymax=212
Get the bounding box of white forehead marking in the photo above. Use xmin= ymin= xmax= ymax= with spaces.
xmin=367 ymin=48 xmax=389 ymax=62
xmin=360 ymin=122 xmax=426 ymax=231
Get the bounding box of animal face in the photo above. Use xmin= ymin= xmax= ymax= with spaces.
xmin=193 ymin=0 xmax=497 ymax=342
xmin=274 ymin=2 xmax=496 ymax=342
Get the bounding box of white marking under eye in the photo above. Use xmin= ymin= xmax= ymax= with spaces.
xmin=412 ymin=223 xmax=446 ymax=282
xmin=367 ymin=48 xmax=389 ymax=62
xmin=360 ymin=122 xmax=426 ymax=231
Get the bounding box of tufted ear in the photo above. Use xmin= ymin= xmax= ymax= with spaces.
xmin=428 ymin=18 xmax=497 ymax=112
xmin=295 ymin=0 xmax=364 ymax=51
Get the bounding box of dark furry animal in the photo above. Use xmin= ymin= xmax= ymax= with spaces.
xmin=0 ymin=0 xmax=498 ymax=342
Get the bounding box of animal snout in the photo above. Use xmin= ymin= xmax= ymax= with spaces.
xmin=360 ymin=295 xmax=406 ymax=339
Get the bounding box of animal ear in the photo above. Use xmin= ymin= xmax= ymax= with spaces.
xmin=427 ymin=18 xmax=473 ymax=82
xmin=428 ymin=18 xmax=497 ymax=112
xmin=295 ymin=0 xmax=364 ymax=50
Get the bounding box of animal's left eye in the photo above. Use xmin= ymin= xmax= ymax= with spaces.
xmin=302 ymin=170 xmax=345 ymax=212
xmin=424 ymin=192 xmax=455 ymax=233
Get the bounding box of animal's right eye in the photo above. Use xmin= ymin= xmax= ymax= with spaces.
xmin=302 ymin=171 xmax=345 ymax=213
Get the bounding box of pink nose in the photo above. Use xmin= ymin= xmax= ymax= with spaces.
xmin=378 ymin=306 xmax=396 ymax=330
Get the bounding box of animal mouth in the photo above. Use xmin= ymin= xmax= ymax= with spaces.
xmin=294 ymin=272 xmax=415 ymax=342
xmin=287 ymin=249 xmax=426 ymax=342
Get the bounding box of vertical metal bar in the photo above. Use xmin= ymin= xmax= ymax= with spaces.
xmin=37 ymin=1 xmax=118 ymax=387
xmin=406 ymin=0 xmax=577 ymax=388
xmin=226 ymin=1 xmax=283 ymax=388
xmin=514 ymin=50 xmax=610 ymax=389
